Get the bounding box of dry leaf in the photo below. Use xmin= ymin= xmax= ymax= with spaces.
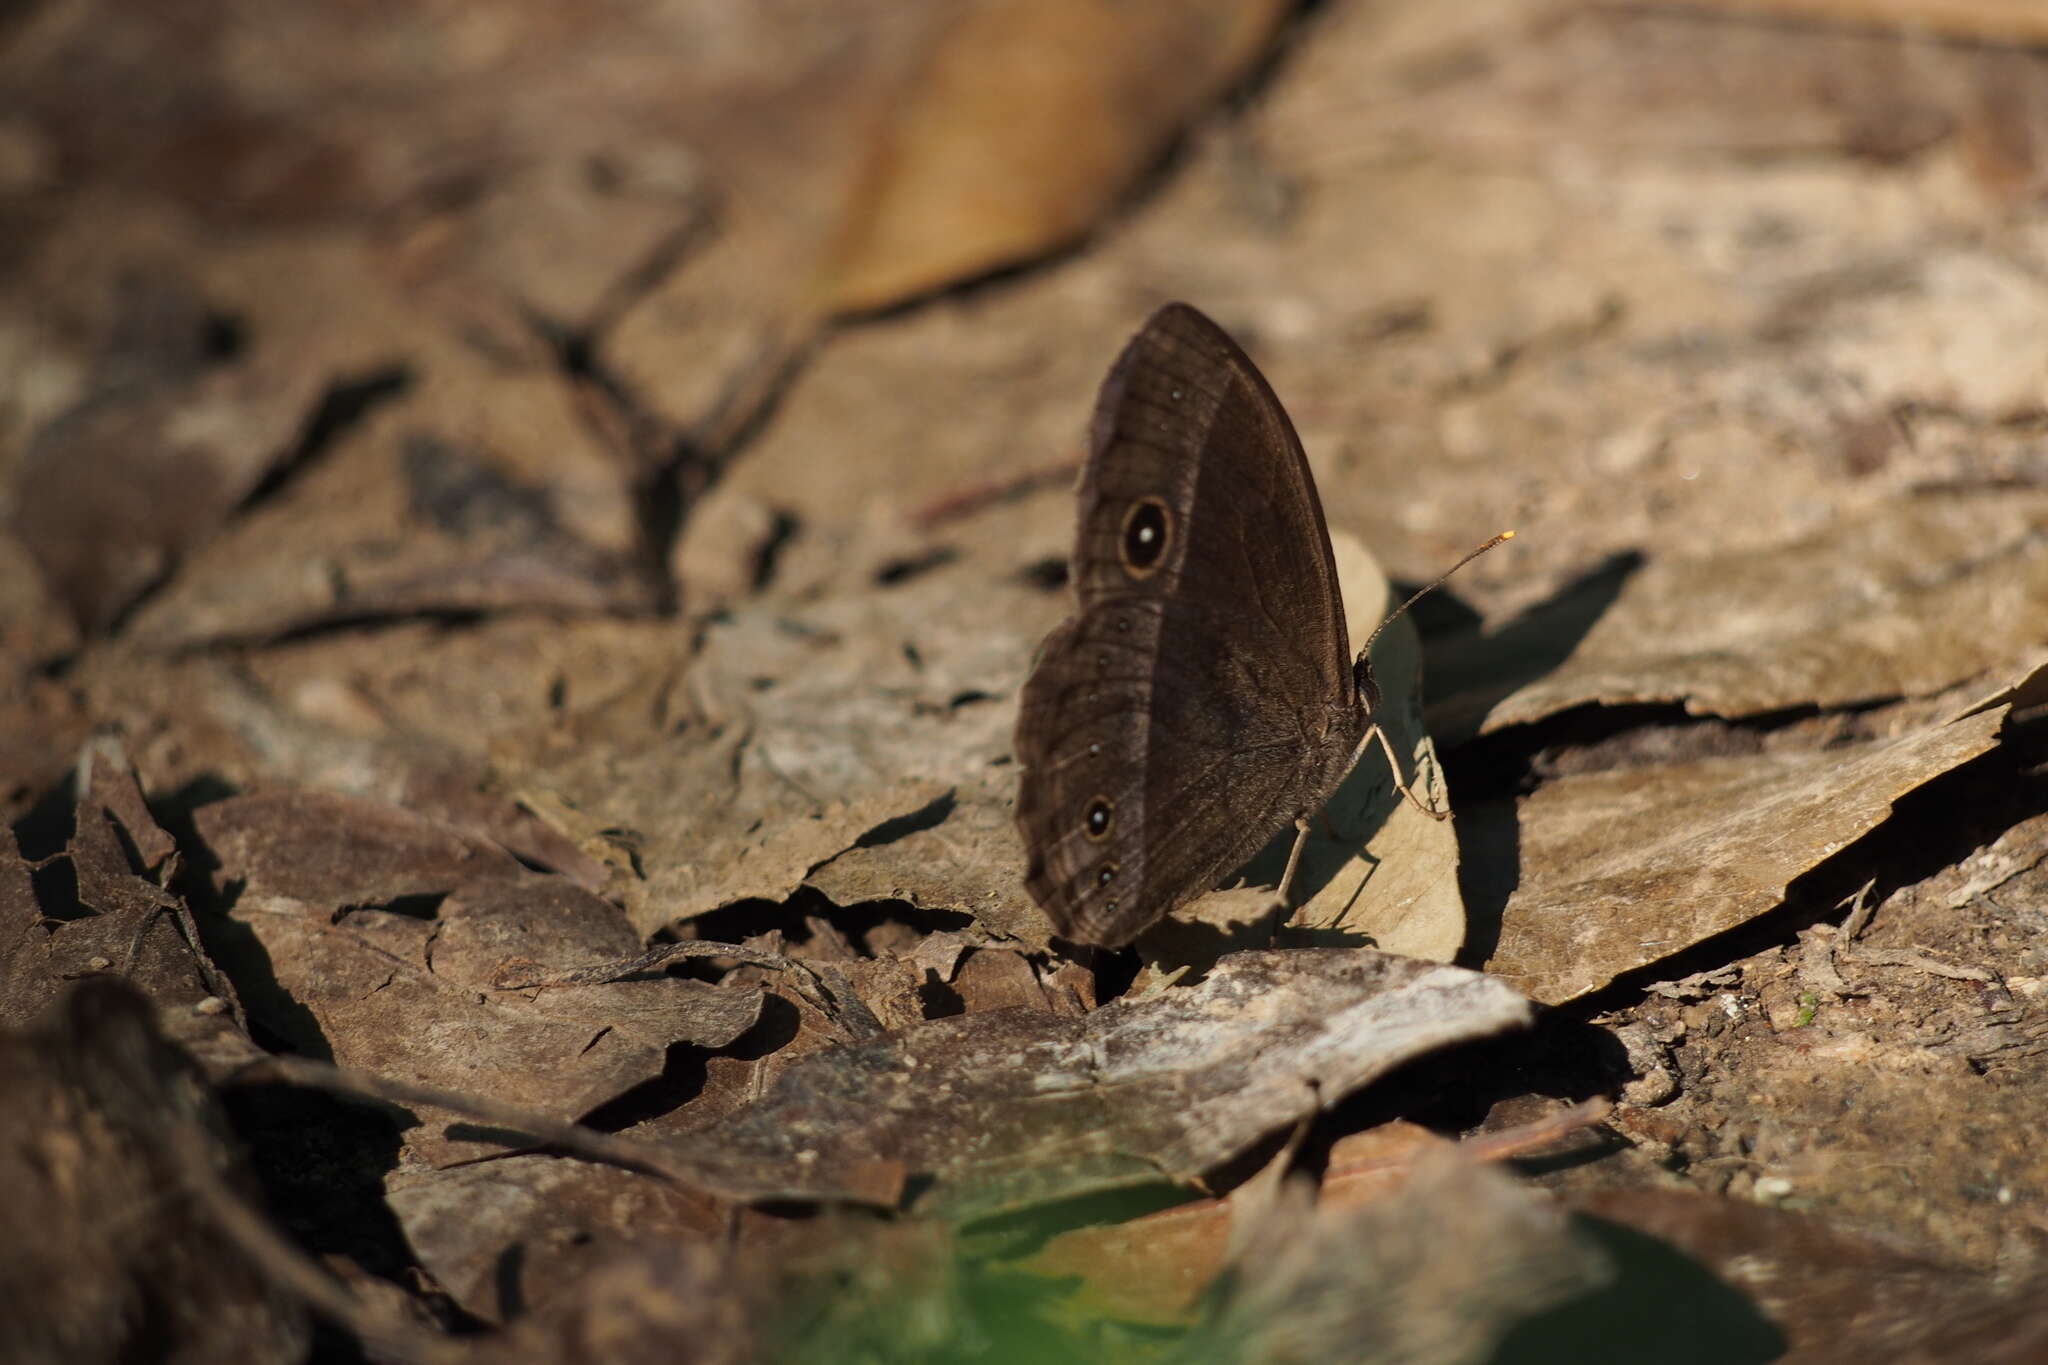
xmin=538 ymin=554 xmax=1059 ymax=941
xmin=125 ymin=365 xmax=656 ymax=647
xmin=1483 ymin=660 xmax=2041 ymax=1001
xmin=5 ymin=263 xmax=321 ymax=633
xmin=1432 ymin=489 xmax=2048 ymax=740
xmin=194 ymin=790 xmax=761 ymax=1163
xmin=814 ymin=0 xmax=1293 ymax=313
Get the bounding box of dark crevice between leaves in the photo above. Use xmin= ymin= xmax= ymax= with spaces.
xmin=851 ymin=789 xmax=958 ymax=850
xmin=1570 ymin=741 xmax=2048 ymax=1018
xmin=174 ymin=850 xmax=340 ymax=1066
xmin=221 ymin=1082 xmax=419 ymax=1286
xmin=225 ymin=606 xmax=493 ymax=653
xmin=153 ymin=773 xmax=238 ymax=896
xmin=26 ymin=850 xmax=86 ymax=924
xmin=1053 ymin=941 xmax=1142 ymax=1008
xmin=12 ymin=772 xmax=82 ymax=862
xmin=749 ymin=510 xmax=803 ymax=594
xmin=334 ymin=892 xmax=447 ymax=925
xmin=240 ymin=367 xmax=412 ymax=514
xmin=1442 ymin=697 xmax=1894 ymax=804
xmin=577 ymin=989 xmax=809 ymax=1135
xmin=824 ymin=895 xmax=979 ymax=955
xmin=681 ymin=888 xmax=976 ymax=962
xmin=199 ymin=311 xmax=247 ymax=363
xmin=1020 ymin=555 xmax=1070 ymax=592
xmin=1327 ymin=1012 xmax=1633 ymax=1166
xmin=916 ymin=973 xmax=966 ymax=1019
xmin=542 ymin=320 xmax=688 ymax=615
xmin=874 ymin=546 xmax=960 ymax=587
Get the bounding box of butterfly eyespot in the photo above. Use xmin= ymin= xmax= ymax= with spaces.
xmin=1084 ymin=798 xmax=1114 ymax=841
xmin=1120 ymin=498 xmax=1172 ymax=577
xmin=1097 ymin=653 xmax=1109 ymax=670
xmin=1116 ymin=617 xmax=1130 ymax=632
xmin=1097 ymin=863 xmax=1118 ymax=887
xmin=1087 ymin=741 xmax=1101 ymax=757
xmin=1104 ymin=899 xmax=1119 ymax=915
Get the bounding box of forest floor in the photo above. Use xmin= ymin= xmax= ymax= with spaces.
xmin=5 ymin=1 xmax=2048 ymax=1361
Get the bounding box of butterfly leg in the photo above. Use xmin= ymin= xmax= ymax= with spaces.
xmin=1267 ymin=815 xmax=1316 ymax=914
xmin=1321 ymin=724 xmax=1450 ymax=843
xmin=1368 ymin=723 xmax=1451 ymax=821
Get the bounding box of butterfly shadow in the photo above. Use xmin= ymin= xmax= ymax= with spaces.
xmin=1425 ymin=550 xmax=1646 ymax=968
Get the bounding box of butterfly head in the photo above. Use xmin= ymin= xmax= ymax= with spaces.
xmin=1352 ymin=654 xmax=1382 ymax=716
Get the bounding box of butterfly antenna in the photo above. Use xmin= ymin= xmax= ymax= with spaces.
xmin=1358 ymin=530 xmax=1515 ymax=658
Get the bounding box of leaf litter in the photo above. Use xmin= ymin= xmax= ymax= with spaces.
xmin=6 ymin=0 xmax=2048 ymax=1358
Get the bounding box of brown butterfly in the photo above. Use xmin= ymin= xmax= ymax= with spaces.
xmin=1014 ymin=303 xmax=1504 ymax=947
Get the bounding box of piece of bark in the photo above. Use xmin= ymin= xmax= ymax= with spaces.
xmin=669 ymin=949 xmax=1532 ymax=1221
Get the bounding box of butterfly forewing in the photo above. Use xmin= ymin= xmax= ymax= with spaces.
xmin=1014 ymin=304 xmax=1365 ymax=946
